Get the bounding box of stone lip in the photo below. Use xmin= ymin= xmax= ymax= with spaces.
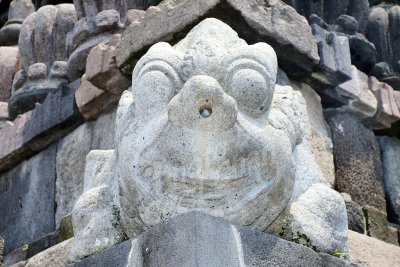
xmin=70 ymin=212 xmax=353 ymax=267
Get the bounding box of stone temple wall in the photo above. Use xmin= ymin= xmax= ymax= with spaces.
xmin=0 ymin=0 xmax=399 ymax=266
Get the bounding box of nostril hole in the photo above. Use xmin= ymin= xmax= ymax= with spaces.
xmin=199 ymin=105 xmax=212 ymax=118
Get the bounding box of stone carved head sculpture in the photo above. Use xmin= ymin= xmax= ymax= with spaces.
xmin=8 ymin=4 xmax=77 ymax=119
xmin=70 ymin=18 xmax=348 ymax=261
xmin=66 ymin=0 xmax=162 ymax=81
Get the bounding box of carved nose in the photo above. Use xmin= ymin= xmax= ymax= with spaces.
xmin=168 ymin=75 xmax=238 ymax=130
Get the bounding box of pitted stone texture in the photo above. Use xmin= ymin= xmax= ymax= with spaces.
xmin=348 ymin=33 xmax=377 ymax=75
xmin=283 ymin=0 xmax=370 ymax=32
xmin=71 ymin=18 xmax=346 ymax=260
xmin=60 ymin=214 xmax=74 ymax=242
xmin=365 ymin=77 xmax=400 ymax=130
xmin=56 ymin=108 xmax=117 ymax=226
xmin=116 ymin=0 xmax=319 ymax=79
xmin=363 ymin=206 xmax=398 ymax=245
xmin=0 ymin=82 xmax=83 ymax=173
xmin=0 ymin=112 xmax=33 ymax=172
xmin=75 ymin=76 xmax=120 ymax=120
xmin=378 ymin=136 xmax=400 ymax=225
xmin=24 ymin=239 xmax=73 ymax=267
xmin=334 ymin=66 xmax=378 ymax=120
xmin=56 ymin=123 xmax=92 ymax=227
xmin=8 ymin=0 xmax=34 ymax=21
xmin=18 ymin=4 xmax=76 ymax=69
xmin=0 ymin=145 xmax=56 ymax=255
xmin=349 ymin=230 xmax=400 ymax=266
xmin=0 ymin=102 xmax=8 ymax=120
xmin=309 ymin=24 xmax=352 ymax=90
xmin=295 ymin=82 xmax=335 ymax=187
xmin=72 ymin=212 xmax=353 ymax=267
xmin=73 ymin=0 xmax=160 ymax=21
xmin=326 ymin=111 xmax=386 ymax=212
xmin=74 ymin=35 xmax=129 ymax=119
xmin=367 ymin=6 xmax=400 ymax=89
xmin=342 ymin=193 xmax=365 ymax=234
xmin=0 ymin=0 xmax=34 ymax=46
xmin=85 ymin=34 xmax=130 ymax=94
xmin=66 ymin=0 xmax=157 ymax=81
xmin=0 ymin=237 xmax=3 ymax=267
xmin=22 ymin=82 xmax=84 ymax=151
xmin=9 ymin=4 xmax=77 ymax=118
xmin=0 ymin=46 xmax=19 ymax=102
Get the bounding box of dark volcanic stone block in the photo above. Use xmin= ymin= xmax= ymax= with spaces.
xmin=363 ymin=205 xmax=399 ymax=245
xmin=311 ymin=24 xmax=352 ymax=86
xmin=3 ymin=230 xmax=60 ymax=267
xmin=283 ymin=0 xmax=370 ymax=33
xmin=71 ymin=212 xmax=354 ymax=267
xmin=325 ymin=111 xmax=387 ymax=212
xmin=0 ymin=81 xmax=84 ymax=173
xmin=0 ymin=145 xmax=56 ymax=255
xmin=343 ymin=196 xmax=366 ymax=234
xmin=377 ymin=136 xmax=400 ymax=225
xmin=22 ymin=82 xmax=84 ymax=152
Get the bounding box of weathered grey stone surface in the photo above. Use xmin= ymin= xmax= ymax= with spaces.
xmin=378 ymin=136 xmax=400 ymax=225
xmin=325 ymin=111 xmax=387 ymax=211
xmin=0 ymin=81 xmax=83 ymax=173
xmin=72 ymin=212 xmax=353 ymax=267
xmin=309 ymin=24 xmax=352 ymax=90
xmin=366 ymin=77 xmax=400 ymax=129
xmin=367 ymin=5 xmax=400 ymax=89
xmin=349 ymin=230 xmax=400 ymax=266
xmin=73 ymin=0 xmax=160 ymax=21
xmin=0 ymin=112 xmax=33 ymax=173
xmin=74 ymin=35 xmax=129 ymax=119
xmin=55 ymin=108 xmax=116 ymax=226
xmin=348 ymin=33 xmax=377 ymax=75
xmin=59 ymin=214 xmax=74 ymax=242
xmin=295 ymin=82 xmax=335 ymax=187
xmin=335 ymin=66 xmax=377 ymax=120
xmin=342 ymin=193 xmax=365 ymax=234
xmin=75 ymin=77 xmax=119 ymax=120
xmin=116 ymin=0 xmax=319 ymax=80
xmin=0 ymin=0 xmax=34 ymax=46
xmin=0 ymin=236 xmax=3 ymax=267
xmin=66 ymin=0 xmax=159 ymax=81
xmin=0 ymin=102 xmax=8 ymax=120
xmin=8 ymin=4 xmax=77 ymax=119
xmin=56 ymin=123 xmax=92 ymax=227
xmin=71 ymin=18 xmax=346 ymax=260
xmin=24 ymin=238 xmax=73 ymax=267
xmin=85 ymin=34 xmax=130 ymax=94
xmin=0 ymin=47 xmax=19 ymax=102
xmin=283 ymin=0 xmax=370 ymax=32
xmin=363 ymin=205 xmax=399 ymax=245
xmin=0 ymin=145 xmax=56 ymax=255
xmin=22 ymin=82 xmax=84 ymax=151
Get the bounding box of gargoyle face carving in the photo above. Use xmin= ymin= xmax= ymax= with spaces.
xmin=115 ymin=19 xmax=297 ymax=236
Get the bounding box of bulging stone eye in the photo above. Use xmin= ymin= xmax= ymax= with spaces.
xmin=131 ymin=43 xmax=184 ymax=117
xmin=229 ymin=69 xmax=269 ymax=110
xmin=135 ymin=69 xmax=175 ymax=113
